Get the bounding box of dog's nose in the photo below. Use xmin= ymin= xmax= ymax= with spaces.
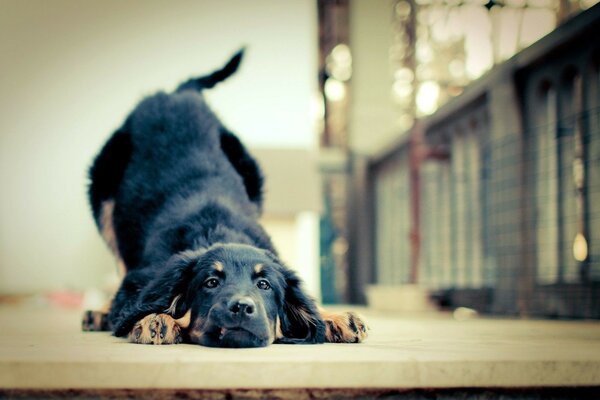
xmin=228 ymin=297 xmax=255 ymax=316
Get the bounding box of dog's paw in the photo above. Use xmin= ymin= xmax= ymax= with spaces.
xmin=82 ymin=310 xmax=111 ymax=332
xmin=129 ymin=313 xmax=183 ymax=345
xmin=323 ymin=311 xmax=369 ymax=343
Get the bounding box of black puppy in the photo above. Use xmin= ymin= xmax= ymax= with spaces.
xmin=82 ymin=50 xmax=367 ymax=347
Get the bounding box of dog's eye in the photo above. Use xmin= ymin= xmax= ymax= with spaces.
xmin=256 ymin=279 xmax=271 ymax=290
xmin=204 ymin=278 xmax=220 ymax=289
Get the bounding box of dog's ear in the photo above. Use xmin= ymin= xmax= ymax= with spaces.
xmin=112 ymin=250 xmax=201 ymax=337
xmin=268 ymin=254 xmax=325 ymax=344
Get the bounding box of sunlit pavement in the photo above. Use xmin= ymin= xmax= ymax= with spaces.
xmin=1 ymin=304 xmax=600 ymax=391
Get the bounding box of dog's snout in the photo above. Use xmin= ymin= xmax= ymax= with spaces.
xmin=228 ymin=297 xmax=255 ymax=316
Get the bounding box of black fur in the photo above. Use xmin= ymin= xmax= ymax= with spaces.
xmin=88 ymin=123 xmax=132 ymax=225
xmin=87 ymin=50 xmax=324 ymax=347
xmin=176 ymin=49 xmax=244 ymax=92
xmin=219 ymin=127 xmax=264 ymax=208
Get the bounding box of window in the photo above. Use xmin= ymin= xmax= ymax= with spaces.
xmin=450 ymin=123 xmax=482 ymax=289
xmin=535 ymin=83 xmax=559 ymax=284
xmin=586 ymin=61 xmax=600 ymax=280
xmin=558 ymin=71 xmax=584 ymax=283
xmin=375 ymin=155 xmax=411 ymax=285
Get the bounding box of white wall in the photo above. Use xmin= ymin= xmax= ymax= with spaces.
xmin=349 ymin=0 xmax=399 ymax=155
xmin=261 ymin=213 xmax=320 ymax=301
xmin=0 ymin=0 xmax=317 ymax=293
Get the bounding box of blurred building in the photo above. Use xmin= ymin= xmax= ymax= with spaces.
xmin=254 ymin=149 xmax=321 ymax=300
xmin=3 ymin=0 xmax=599 ymax=319
xmin=330 ymin=1 xmax=600 ymax=317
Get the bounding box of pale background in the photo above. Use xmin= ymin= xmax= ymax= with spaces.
xmin=0 ymin=0 xmax=320 ymax=297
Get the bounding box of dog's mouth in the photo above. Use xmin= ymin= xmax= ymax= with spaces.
xmin=188 ymin=302 xmax=273 ymax=348
xmin=200 ymin=324 xmax=269 ymax=348
xmin=218 ymin=326 xmax=254 ymax=342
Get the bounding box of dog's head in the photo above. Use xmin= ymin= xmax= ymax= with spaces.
xmin=117 ymin=244 xmax=324 ymax=348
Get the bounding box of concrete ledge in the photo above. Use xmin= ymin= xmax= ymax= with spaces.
xmin=1 ymin=306 xmax=600 ymax=389
xmin=3 ymin=387 xmax=600 ymax=400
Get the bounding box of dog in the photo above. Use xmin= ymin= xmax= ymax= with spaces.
xmin=81 ymin=50 xmax=368 ymax=347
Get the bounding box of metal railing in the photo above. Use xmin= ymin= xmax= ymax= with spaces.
xmin=358 ymin=3 xmax=600 ymax=317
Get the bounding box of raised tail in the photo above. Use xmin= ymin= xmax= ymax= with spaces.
xmin=176 ymin=48 xmax=244 ymax=92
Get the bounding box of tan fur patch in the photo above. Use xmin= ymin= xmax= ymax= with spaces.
xmin=100 ymin=200 xmax=126 ymax=277
xmin=116 ymin=260 xmax=126 ymax=279
xmin=275 ymin=315 xmax=283 ymax=340
xmin=266 ymin=315 xmax=282 ymax=344
xmin=100 ymin=298 xmax=112 ymax=314
xmin=82 ymin=310 xmax=110 ymax=332
xmin=254 ymin=263 xmax=264 ymax=274
xmin=175 ymin=310 xmax=191 ymax=329
xmin=214 ymin=261 xmax=224 ymax=272
xmin=93 ymin=311 xmax=104 ymax=328
xmin=188 ymin=320 xmax=205 ymax=343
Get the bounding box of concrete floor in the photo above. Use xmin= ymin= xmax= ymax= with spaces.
xmin=1 ymin=304 xmax=600 ymax=390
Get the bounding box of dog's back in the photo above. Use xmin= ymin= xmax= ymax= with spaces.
xmin=120 ymin=91 xmax=258 ymax=267
xmin=88 ymin=50 xmax=270 ymax=271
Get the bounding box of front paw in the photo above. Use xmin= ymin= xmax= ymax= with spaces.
xmin=129 ymin=313 xmax=183 ymax=345
xmin=82 ymin=310 xmax=111 ymax=332
xmin=323 ymin=311 xmax=368 ymax=343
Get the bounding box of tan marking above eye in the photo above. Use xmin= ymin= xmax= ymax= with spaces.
xmin=214 ymin=261 xmax=224 ymax=271
xmin=254 ymin=263 xmax=264 ymax=273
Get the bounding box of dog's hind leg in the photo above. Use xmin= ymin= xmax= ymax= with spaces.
xmin=219 ymin=127 xmax=264 ymax=210
xmin=98 ymin=200 xmax=127 ymax=278
xmin=87 ymin=125 xmax=132 ymax=274
xmin=81 ymin=200 xmax=127 ymax=332
xmin=83 ymin=127 xmax=132 ymax=332
xmin=88 ymin=127 xmax=132 ymax=229
xmin=82 ymin=310 xmax=112 ymax=332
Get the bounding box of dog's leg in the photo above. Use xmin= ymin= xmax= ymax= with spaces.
xmin=82 ymin=200 xmax=127 ymax=332
xmin=319 ymin=309 xmax=369 ymax=343
xmin=128 ymin=314 xmax=184 ymax=345
xmin=82 ymin=309 xmax=112 ymax=332
xmin=81 ymin=294 xmax=115 ymax=332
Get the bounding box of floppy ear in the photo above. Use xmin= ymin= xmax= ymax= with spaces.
xmin=271 ymin=258 xmax=325 ymax=344
xmin=111 ymin=250 xmax=200 ymax=337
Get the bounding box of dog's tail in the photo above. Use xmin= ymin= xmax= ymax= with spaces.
xmin=176 ymin=48 xmax=244 ymax=92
